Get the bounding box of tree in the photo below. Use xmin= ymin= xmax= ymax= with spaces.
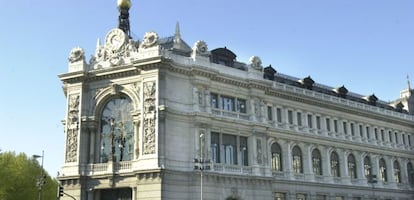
xmin=0 ymin=151 xmax=58 ymax=200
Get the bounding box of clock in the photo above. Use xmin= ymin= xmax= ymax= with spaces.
xmin=105 ymin=28 xmax=127 ymax=51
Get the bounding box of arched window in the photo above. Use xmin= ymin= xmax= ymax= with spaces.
xmin=312 ymin=149 xmax=322 ymax=175
xmin=292 ymin=146 xmax=303 ymax=174
xmin=330 ymin=151 xmax=340 ymax=177
xmin=271 ymin=143 xmax=282 ymax=171
xmin=348 ymin=154 xmax=357 ymax=179
xmin=393 ymin=160 xmax=401 ymax=183
xmin=100 ymin=96 xmax=134 ymax=163
xmin=408 ymin=162 xmax=414 ymax=185
xmin=364 ymin=156 xmax=372 ymax=177
xmin=379 ymin=158 xmax=387 ymax=182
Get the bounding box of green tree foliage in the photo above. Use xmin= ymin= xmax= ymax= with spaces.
xmin=0 ymin=151 xmax=58 ymax=200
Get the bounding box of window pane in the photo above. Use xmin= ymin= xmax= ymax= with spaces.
xmin=211 ymin=132 xmax=220 ymax=163
xmin=267 ymin=106 xmax=273 ymax=120
xmin=348 ymin=154 xmax=357 ymax=179
xmin=271 ymin=143 xmax=282 ymax=171
xmin=292 ymin=146 xmax=303 ymax=174
xmin=240 ymin=136 xmax=248 ymax=166
xmin=312 ymin=149 xmax=322 ymax=175
xmin=330 ymin=152 xmax=340 ymax=177
xmin=276 ymin=108 xmax=282 ymax=123
xmin=237 ymin=99 xmax=246 ymax=113
xmin=211 ymin=93 xmax=218 ymax=108
xmin=221 ymin=96 xmax=235 ymax=111
xmin=222 ymin=134 xmax=237 ymax=164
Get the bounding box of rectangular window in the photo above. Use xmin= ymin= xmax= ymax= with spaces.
xmin=359 ymin=125 xmax=363 ymax=137
xmin=267 ymin=106 xmax=273 ymax=120
xmin=381 ymin=129 xmax=385 ymax=141
xmin=389 ymin=131 xmax=393 ymax=142
xmin=343 ymin=122 xmax=347 ymax=134
xmin=316 ymin=116 xmax=321 ymax=130
xmin=326 ymin=118 xmax=331 ymax=131
xmin=236 ymin=98 xmax=246 ymax=113
xmin=351 ymin=123 xmax=355 ymax=136
xmin=402 ymin=134 xmax=406 ymax=145
xmin=211 ymin=132 xmax=220 ymax=163
xmin=409 ymin=135 xmax=412 ymax=146
xmin=240 ymin=136 xmax=248 ymax=166
xmin=316 ymin=195 xmax=326 ymax=200
xmin=333 ymin=120 xmax=338 ymax=133
xmin=221 ymin=96 xmax=235 ymax=111
xmin=307 ymin=114 xmax=313 ymax=128
xmin=276 ymin=108 xmax=282 ymax=123
xmin=274 ymin=192 xmax=286 ymax=200
xmin=288 ymin=110 xmax=293 ymax=124
xmin=211 ymin=93 xmax=219 ymax=108
xmin=395 ymin=132 xmax=398 ymax=144
xmin=296 ymin=193 xmax=307 ymax=200
xmin=374 ymin=128 xmax=378 ymax=140
xmin=297 ymin=112 xmax=302 ymax=126
xmin=222 ymin=134 xmax=237 ymax=164
xmin=366 ymin=127 xmax=370 ymax=139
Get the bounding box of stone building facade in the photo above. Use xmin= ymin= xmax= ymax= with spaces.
xmin=57 ymin=2 xmax=414 ymax=200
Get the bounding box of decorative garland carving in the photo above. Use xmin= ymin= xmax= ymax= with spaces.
xmin=193 ymin=40 xmax=210 ymax=56
xmin=143 ymin=81 xmax=156 ymax=155
xmin=65 ymin=94 xmax=80 ymax=163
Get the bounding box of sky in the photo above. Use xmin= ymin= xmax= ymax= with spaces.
xmin=0 ymin=0 xmax=413 ymax=177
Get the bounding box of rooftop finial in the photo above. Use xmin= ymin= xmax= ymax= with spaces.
xmin=175 ymin=22 xmax=181 ymax=39
xmin=117 ymin=0 xmax=131 ymax=38
xmin=407 ymin=75 xmax=412 ymax=91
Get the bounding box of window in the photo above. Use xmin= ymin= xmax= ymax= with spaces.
xmin=276 ymin=108 xmax=282 ymax=123
xmin=366 ymin=127 xmax=370 ymax=139
xmin=330 ymin=151 xmax=340 ymax=177
xmin=394 ymin=160 xmax=401 ymax=183
xmin=409 ymin=135 xmax=412 ymax=146
xmin=210 ymin=132 xmax=248 ymax=166
xmin=343 ymin=122 xmax=347 ymax=134
xmin=288 ymin=110 xmax=293 ymax=124
xmin=348 ymin=154 xmax=357 ymax=179
xmin=296 ymin=193 xmax=307 ymax=200
xmin=316 ymin=195 xmax=326 ymax=200
xmin=333 ymin=120 xmax=338 ymax=133
xmin=402 ymin=134 xmax=406 ymax=145
xmin=389 ymin=131 xmax=393 ymax=143
xmin=292 ymin=146 xmax=303 ymax=174
xmin=271 ymin=143 xmax=283 ymax=171
xmin=359 ymin=125 xmax=363 ymax=137
xmin=379 ymin=158 xmax=387 ymax=182
xmin=374 ymin=128 xmax=378 ymax=140
xmin=236 ymin=99 xmax=246 ymax=113
xmin=407 ymin=162 xmax=414 ymax=185
xmin=297 ymin=112 xmax=302 ymax=126
xmin=210 ymin=93 xmax=246 ymax=114
xmin=350 ymin=123 xmax=355 ymax=136
xmin=364 ymin=156 xmax=372 ymax=177
xmin=326 ymin=118 xmax=331 ymax=132
xmin=221 ymin=96 xmax=235 ymax=111
xmin=211 ymin=93 xmax=219 ymax=108
xmin=316 ymin=116 xmax=321 ymax=130
xmin=381 ymin=129 xmax=385 ymax=141
xmin=267 ymin=106 xmax=273 ymax=120
xmin=274 ymin=192 xmax=286 ymax=200
xmin=312 ymin=149 xmax=322 ymax=175
xmin=223 ymin=134 xmax=237 ymax=164
xmin=395 ymin=132 xmax=398 ymax=144
xmin=307 ymin=114 xmax=313 ymax=128
xmin=100 ymin=96 xmax=134 ymax=163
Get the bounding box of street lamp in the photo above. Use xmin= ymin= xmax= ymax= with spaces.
xmin=33 ymin=150 xmax=45 ymax=200
xmin=193 ymin=133 xmax=210 ymax=200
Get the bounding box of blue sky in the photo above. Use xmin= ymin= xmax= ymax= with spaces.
xmin=0 ymin=0 xmax=413 ymax=176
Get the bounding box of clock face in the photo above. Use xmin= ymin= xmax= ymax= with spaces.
xmin=100 ymin=97 xmax=134 ymax=162
xmin=105 ymin=28 xmax=127 ymax=50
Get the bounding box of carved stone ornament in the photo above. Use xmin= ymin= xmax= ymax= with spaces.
xmin=65 ymin=94 xmax=80 ymax=163
xmin=249 ymin=56 xmax=263 ymax=71
xmin=68 ymin=47 xmax=85 ymax=63
xmin=140 ymin=32 xmax=159 ymax=49
xmin=105 ymin=28 xmax=127 ymax=51
xmin=143 ymin=81 xmax=157 ymax=155
xmin=193 ymin=40 xmax=210 ymax=56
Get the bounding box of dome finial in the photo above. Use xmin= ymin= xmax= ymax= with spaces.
xmin=117 ymin=0 xmax=131 ymax=10
xmin=117 ymin=0 xmax=131 ymax=37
